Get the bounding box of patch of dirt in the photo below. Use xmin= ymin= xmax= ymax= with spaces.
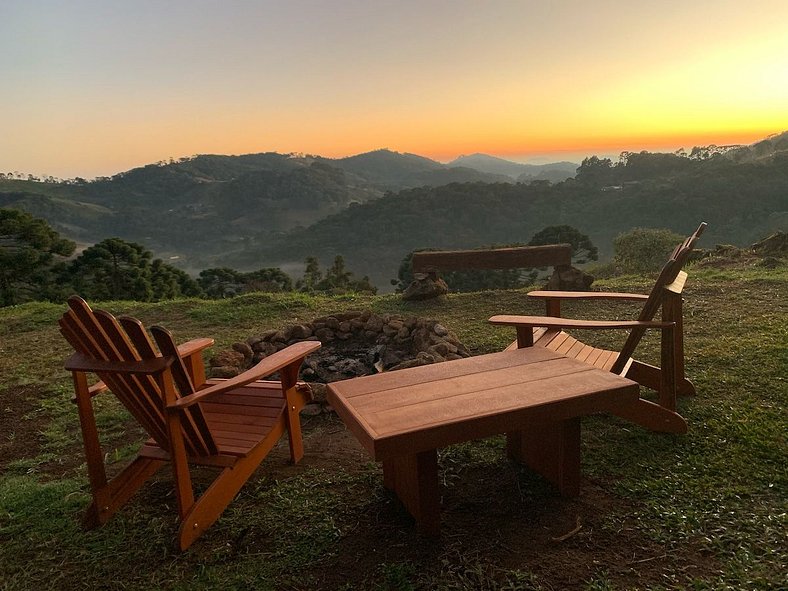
xmin=299 ymin=440 xmax=722 ymax=590
xmin=0 ymin=385 xmax=46 ymax=471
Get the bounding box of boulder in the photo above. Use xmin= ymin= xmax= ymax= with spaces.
xmin=545 ymin=264 xmax=594 ymax=291
xmin=402 ymin=273 xmax=449 ymax=301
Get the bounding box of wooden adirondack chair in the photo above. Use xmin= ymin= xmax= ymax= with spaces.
xmin=490 ymin=222 xmax=706 ymax=434
xmin=59 ymin=296 xmax=320 ymax=550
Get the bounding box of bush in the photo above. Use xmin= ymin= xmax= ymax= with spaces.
xmin=612 ymin=228 xmax=684 ymax=274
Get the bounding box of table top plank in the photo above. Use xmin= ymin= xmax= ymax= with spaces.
xmin=350 ymin=356 xmax=592 ymax=414
xmin=332 ymin=347 xmax=558 ymax=398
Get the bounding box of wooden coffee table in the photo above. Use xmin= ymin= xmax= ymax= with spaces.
xmin=327 ymin=346 xmax=639 ymax=535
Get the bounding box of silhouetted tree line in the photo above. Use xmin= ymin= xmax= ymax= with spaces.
xmin=0 ymin=210 xmax=375 ymax=306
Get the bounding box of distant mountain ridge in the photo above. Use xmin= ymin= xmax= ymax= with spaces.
xmin=448 ymin=153 xmax=578 ymax=182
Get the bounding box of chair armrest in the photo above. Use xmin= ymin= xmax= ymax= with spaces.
xmin=170 ymin=341 xmax=321 ymax=409
xmin=489 ymin=315 xmax=673 ymax=330
xmin=176 ymin=337 xmax=214 ymax=357
xmin=68 ymin=338 xmax=215 ymax=402
xmin=65 ymin=352 xmax=174 ymax=375
xmin=527 ymin=290 xmax=649 ymax=301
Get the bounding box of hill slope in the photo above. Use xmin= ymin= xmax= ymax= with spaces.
xmin=254 ymin=146 xmax=788 ymax=287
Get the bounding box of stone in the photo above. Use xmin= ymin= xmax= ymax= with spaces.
xmin=416 ymin=351 xmax=436 ymax=364
xmin=232 ymin=342 xmax=253 ymax=360
xmin=429 ymin=342 xmax=450 ymax=357
xmin=402 ymin=275 xmax=448 ymax=301
xmin=336 ymin=332 xmax=353 ymax=340
xmin=389 ymin=358 xmax=430 ymax=371
xmin=260 ymin=329 xmax=279 ymax=341
xmin=307 ymin=382 xmax=328 ymax=403
xmin=545 ymin=264 xmax=594 ymax=291
xmin=270 ymin=331 xmax=287 ymax=343
xmin=325 ymin=316 xmax=341 ymax=330
xmin=247 ymin=336 xmax=263 ymax=347
xmin=350 ymin=318 xmax=366 ymax=331
xmin=751 ymin=231 xmax=788 ymax=257
xmin=300 ymin=403 xmax=323 ymax=416
xmin=397 ymin=326 xmax=411 ymax=339
xmin=382 ymin=349 xmax=405 ymax=369
xmin=314 ymin=328 xmax=335 ymax=342
xmin=210 ymin=350 xmax=245 ymax=369
xmin=433 ymin=323 xmax=449 ymax=336
xmin=338 ymin=321 xmax=352 ymax=333
xmin=210 ymin=365 xmax=241 ymax=378
xmin=287 ymin=324 xmax=313 ymax=340
xmin=364 ymin=330 xmax=379 ymax=341
xmin=364 ymin=315 xmax=384 ymax=332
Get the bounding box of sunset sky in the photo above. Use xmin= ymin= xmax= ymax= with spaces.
xmin=2 ymin=0 xmax=787 ymax=178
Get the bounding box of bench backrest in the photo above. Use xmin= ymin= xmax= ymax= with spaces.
xmin=411 ymin=244 xmax=572 ymax=274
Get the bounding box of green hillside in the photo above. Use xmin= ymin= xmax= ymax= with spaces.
xmin=0 ymin=150 xmax=509 ymax=271
xmin=255 ymin=141 xmax=788 ymax=287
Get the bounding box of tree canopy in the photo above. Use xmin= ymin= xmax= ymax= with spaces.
xmin=528 ymin=225 xmax=598 ymax=265
xmin=0 ymin=209 xmax=75 ymax=306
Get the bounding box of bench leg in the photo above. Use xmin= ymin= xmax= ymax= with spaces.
xmin=506 ymin=417 xmax=581 ymax=497
xmin=382 ymin=449 xmax=441 ymax=536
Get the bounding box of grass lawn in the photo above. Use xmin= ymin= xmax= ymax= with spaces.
xmin=0 ymin=265 xmax=786 ymax=590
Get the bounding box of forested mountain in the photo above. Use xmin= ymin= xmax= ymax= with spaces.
xmin=2 ymin=133 xmax=786 ymax=285
xmin=448 ymin=153 xmax=577 ymax=182
xmin=253 ymin=137 xmax=788 ymax=288
xmin=0 ymin=149 xmax=515 ymax=270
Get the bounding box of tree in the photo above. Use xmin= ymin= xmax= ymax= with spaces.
xmin=151 ymin=259 xmax=203 ymax=300
xmin=575 ymin=156 xmax=618 ymax=186
xmin=241 ymin=268 xmax=293 ymax=293
xmin=198 ymin=267 xmax=292 ymax=298
xmin=69 ymin=238 xmax=154 ymax=301
xmin=197 ymin=267 xmax=246 ymax=298
xmin=297 ymin=255 xmax=376 ymax=294
xmin=612 ymin=228 xmax=685 ymax=274
xmin=0 ymin=209 xmax=76 ymax=306
xmin=296 ymin=257 xmax=323 ymax=292
xmin=528 ymin=225 xmax=598 ymax=264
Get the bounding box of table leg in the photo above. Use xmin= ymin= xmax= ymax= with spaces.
xmin=506 ymin=417 xmax=581 ymax=497
xmin=382 ymin=449 xmax=441 ymax=535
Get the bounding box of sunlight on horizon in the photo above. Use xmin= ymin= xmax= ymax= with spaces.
xmin=1 ymin=0 xmax=786 ymax=178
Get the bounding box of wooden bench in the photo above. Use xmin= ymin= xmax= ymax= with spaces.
xmin=327 ymin=347 xmax=639 ymax=535
xmin=411 ymin=244 xmax=572 ymax=275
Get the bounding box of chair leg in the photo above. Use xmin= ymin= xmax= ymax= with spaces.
xmin=663 ymin=292 xmax=695 ymax=397
xmin=611 ymin=399 xmax=687 ymax=434
xmin=281 ymin=364 xmax=307 ymax=463
xmin=84 ymin=457 xmax=164 ymax=528
xmin=177 ymin=420 xmax=287 ymax=551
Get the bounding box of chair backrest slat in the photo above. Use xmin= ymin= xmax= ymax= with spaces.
xmin=151 ymin=325 xmax=217 ymax=455
xmin=610 ymin=222 xmax=706 ymax=374
xmin=117 ymin=315 xmax=216 ymax=456
xmin=61 ymin=296 xmax=217 ymax=457
xmin=60 ymin=306 xmax=170 ymax=447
